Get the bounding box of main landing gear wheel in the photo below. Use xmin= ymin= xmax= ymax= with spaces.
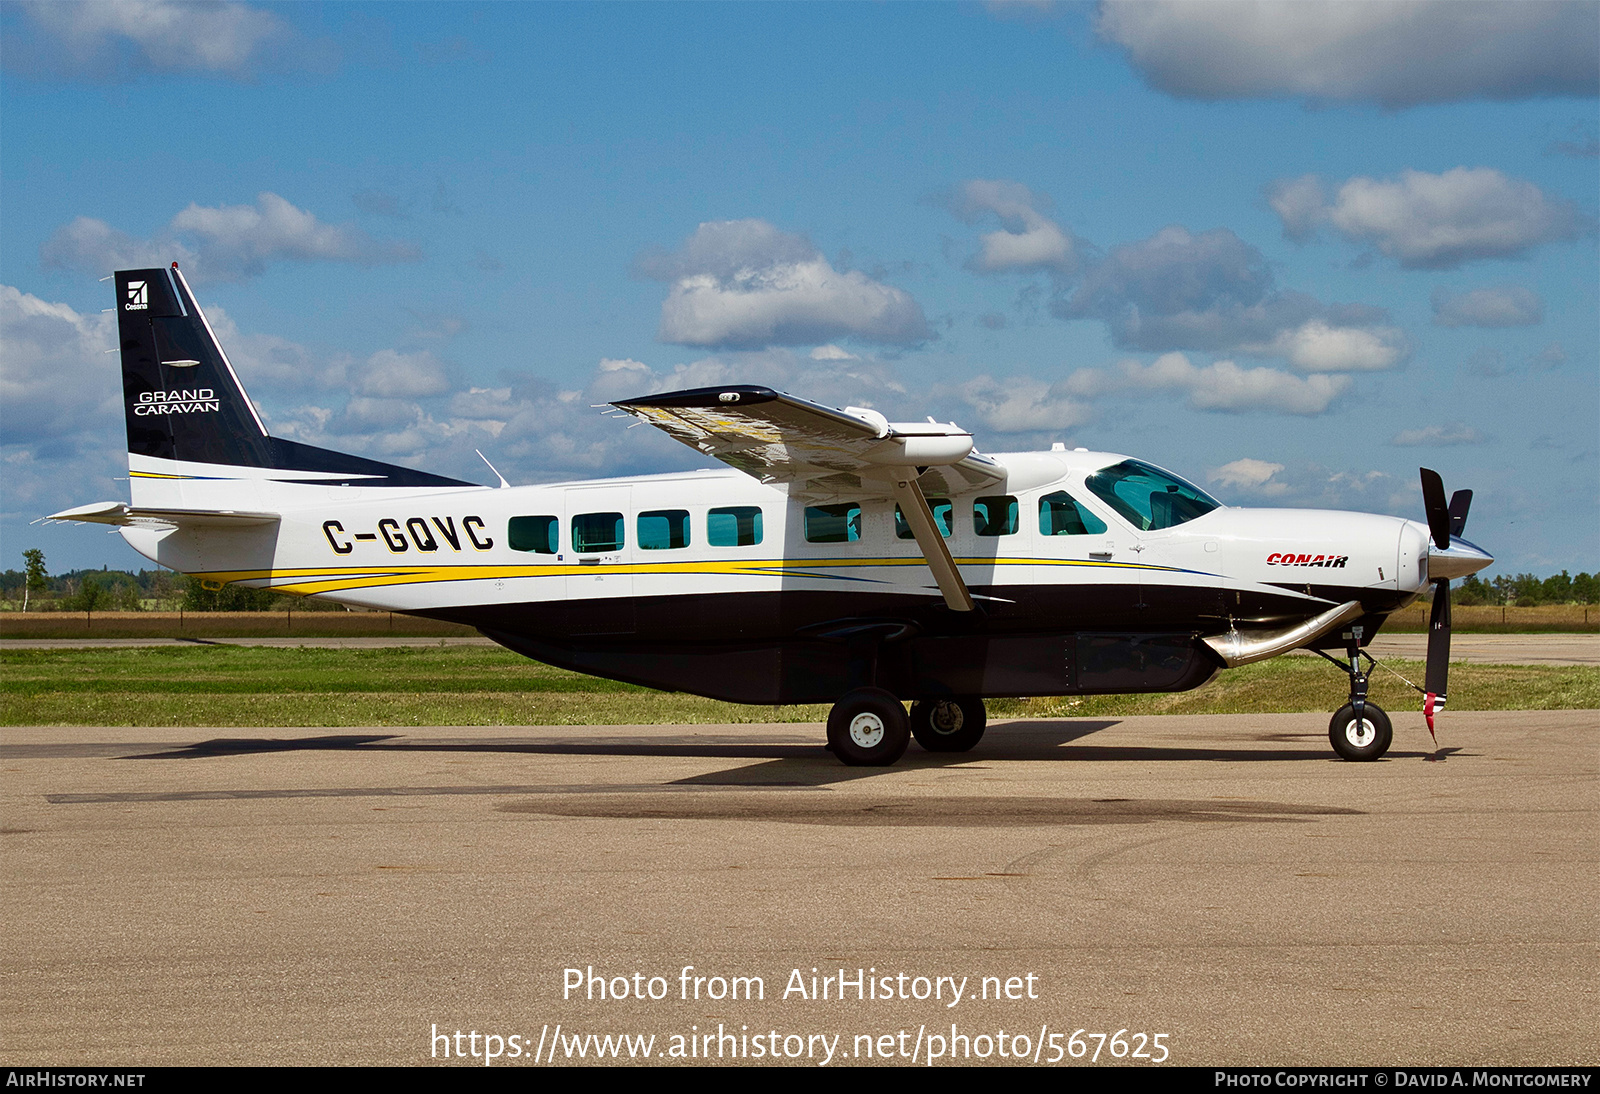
xmin=909 ymin=696 xmax=987 ymax=753
xmin=826 ymin=687 xmax=910 ymax=766
xmin=1329 ymin=702 xmax=1392 ymax=762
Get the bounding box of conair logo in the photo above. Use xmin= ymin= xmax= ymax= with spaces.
xmin=134 ymin=388 xmax=219 ymax=416
xmin=1267 ymin=552 xmax=1348 ymax=569
xmin=125 ymin=282 xmax=149 ymax=311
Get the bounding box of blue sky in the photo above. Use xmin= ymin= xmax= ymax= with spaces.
xmin=2 ymin=1 xmax=1596 ymax=578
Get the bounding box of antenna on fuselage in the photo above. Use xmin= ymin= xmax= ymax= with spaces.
xmin=476 ymin=449 xmax=511 ymax=489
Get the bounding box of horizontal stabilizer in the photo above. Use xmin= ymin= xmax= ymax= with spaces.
xmin=47 ymin=502 xmax=279 ymax=528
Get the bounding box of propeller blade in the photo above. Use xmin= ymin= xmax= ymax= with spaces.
xmin=1420 ymin=468 xmax=1451 ymax=551
xmin=1425 ymin=578 xmax=1452 ymax=700
xmin=1448 ymin=489 xmax=1473 ymax=539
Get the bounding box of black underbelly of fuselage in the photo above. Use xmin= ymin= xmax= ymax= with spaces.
xmin=413 ymin=582 xmax=1410 ymax=705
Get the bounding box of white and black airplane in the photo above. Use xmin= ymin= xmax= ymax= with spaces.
xmin=53 ymin=264 xmax=1493 ymax=765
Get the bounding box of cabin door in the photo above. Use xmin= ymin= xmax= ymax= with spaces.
xmin=564 ymin=486 xmax=635 ymax=636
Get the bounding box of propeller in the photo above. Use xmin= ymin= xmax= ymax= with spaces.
xmin=1419 ymin=468 xmax=1477 ymax=742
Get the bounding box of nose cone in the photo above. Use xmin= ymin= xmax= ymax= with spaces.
xmin=1429 ymin=536 xmax=1494 ymax=581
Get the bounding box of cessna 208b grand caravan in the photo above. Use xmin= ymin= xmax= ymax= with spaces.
xmin=53 ymin=265 xmax=1494 ymax=765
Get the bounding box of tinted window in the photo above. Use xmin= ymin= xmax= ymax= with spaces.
xmin=638 ymin=509 xmax=690 ymax=550
xmin=894 ymin=498 xmax=952 ymax=540
xmin=974 ymin=495 xmax=1018 ymax=536
xmin=707 ymin=506 xmax=763 ymax=546
xmin=572 ymin=512 xmax=624 ymax=553
xmin=508 ymin=515 xmax=558 ymax=554
xmin=1084 ymin=460 xmax=1221 ymax=531
xmin=1039 ymin=492 xmax=1107 ymax=536
xmin=805 ymin=503 xmax=861 ymax=543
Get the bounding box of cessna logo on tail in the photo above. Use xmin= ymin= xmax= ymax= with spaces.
xmin=1267 ymin=552 xmax=1349 ymax=569
xmin=134 ymin=388 xmax=219 ymax=416
xmin=125 ymin=281 xmax=148 ymax=310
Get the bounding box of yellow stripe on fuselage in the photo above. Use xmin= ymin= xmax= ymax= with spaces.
xmin=193 ymin=555 xmax=1184 ymax=597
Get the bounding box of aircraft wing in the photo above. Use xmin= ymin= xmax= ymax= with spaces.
xmin=612 ymin=385 xmax=993 ymax=611
xmin=46 ymin=502 xmax=280 ymax=529
xmin=610 ymin=385 xmax=1004 ymax=499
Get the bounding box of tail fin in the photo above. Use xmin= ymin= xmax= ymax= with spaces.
xmin=114 ymin=264 xmax=473 ymax=499
xmin=117 ymin=265 xmax=274 ymax=467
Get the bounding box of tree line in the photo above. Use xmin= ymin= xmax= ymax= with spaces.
xmin=1448 ymin=571 xmax=1600 ymax=607
xmin=2 ymin=549 xmax=333 ymax=612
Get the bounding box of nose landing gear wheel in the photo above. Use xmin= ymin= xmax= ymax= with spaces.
xmin=826 ymin=687 xmax=910 ymax=766
xmin=909 ymin=696 xmax=987 ymax=753
xmin=1329 ymin=702 xmax=1392 ymax=761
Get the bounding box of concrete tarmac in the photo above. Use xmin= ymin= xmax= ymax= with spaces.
xmin=3 ymin=711 xmax=1595 ymax=1067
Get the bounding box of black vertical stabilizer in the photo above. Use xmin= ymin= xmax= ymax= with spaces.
xmin=116 ymin=265 xmax=275 ymax=467
xmin=113 ymin=265 xmax=474 ymax=488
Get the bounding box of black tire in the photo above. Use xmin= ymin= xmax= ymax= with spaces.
xmin=909 ymin=696 xmax=987 ymax=753
xmin=1328 ymin=702 xmax=1392 ymax=761
xmin=826 ymin=687 xmax=910 ymax=766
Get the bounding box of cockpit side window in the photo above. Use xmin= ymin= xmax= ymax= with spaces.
xmin=1084 ymin=460 xmax=1220 ymax=531
xmin=1038 ymin=491 xmax=1107 ymax=536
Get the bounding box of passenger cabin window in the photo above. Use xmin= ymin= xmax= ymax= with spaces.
xmin=1084 ymin=460 xmax=1221 ymax=531
xmin=638 ymin=509 xmax=690 ymax=550
xmin=1039 ymin=492 xmax=1107 ymax=536
xmin=707 ymin=506 xmax=763 ymax=547
xmin=894 ymin=498 xmax=952 ymax=539
xmin=973 ymin=495 xmax=1019 ymax=537
xmin=508 ymin=514 xmax=559 ymax=554
xmin=572 ymin=512 xmax=624 ymax=553
xmin=805 ymin=503 xmax=861 ymax=543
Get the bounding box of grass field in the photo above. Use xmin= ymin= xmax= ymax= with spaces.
xmin=2 ymin=645 xmax=1594 ymax=727
xmin=0 ymin=611 xmax=474 ymax=640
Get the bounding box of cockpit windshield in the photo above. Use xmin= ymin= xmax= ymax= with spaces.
xmin=1084 ymin=459 xmax=1221 ymax=531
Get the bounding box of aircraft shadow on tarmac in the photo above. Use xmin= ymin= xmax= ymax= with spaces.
xmin=98 ymin=718 xmax=1458 ymax=787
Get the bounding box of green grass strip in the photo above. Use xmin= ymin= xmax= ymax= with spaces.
xmin=2 ymin=645 xmax=1594 ymax=727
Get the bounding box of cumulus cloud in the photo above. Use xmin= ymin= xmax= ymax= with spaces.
xmin=1061 ymin=352 xmax=1352 ymax=415
xmin=1096 ymin=0 xmax=1599 ymax=109
xmin=947 ymin=180 xmax=1086 ymax=275
xmin=41 ymin=193 xmax=420 ymax=283
xmin=1265 ymin=175 xmax=1326 ymax=244
xmin=1050 ymin=225 xmax=1407 ymax=369
xmin=1431 ymin=285 xmax=1544 ymax=328
xmin=12 ymin=0 xmax=319 ymax=81
xmin=0 ymin=286 xmax=120 ymax=447
xmin=1209 ymin=458 xmax=1289 ymax=497
xmin=1390 ymin=422 xmax=1489 ymax=447
xmin=353 ymin=349 xmax=451 ymax=399
xmin=954 ymin=375 xmax=1093 ymax=434
xmin=638 ymin=220 xmax=929 ymax=349
xmin=1258 ymin=320 xmax=1410 ymax=372
xmin=1268 ymin=167 xmax=1592 ymax=269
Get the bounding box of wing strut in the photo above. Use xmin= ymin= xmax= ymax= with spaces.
xmin=890 ymin=477 xmax=973 ymax=613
